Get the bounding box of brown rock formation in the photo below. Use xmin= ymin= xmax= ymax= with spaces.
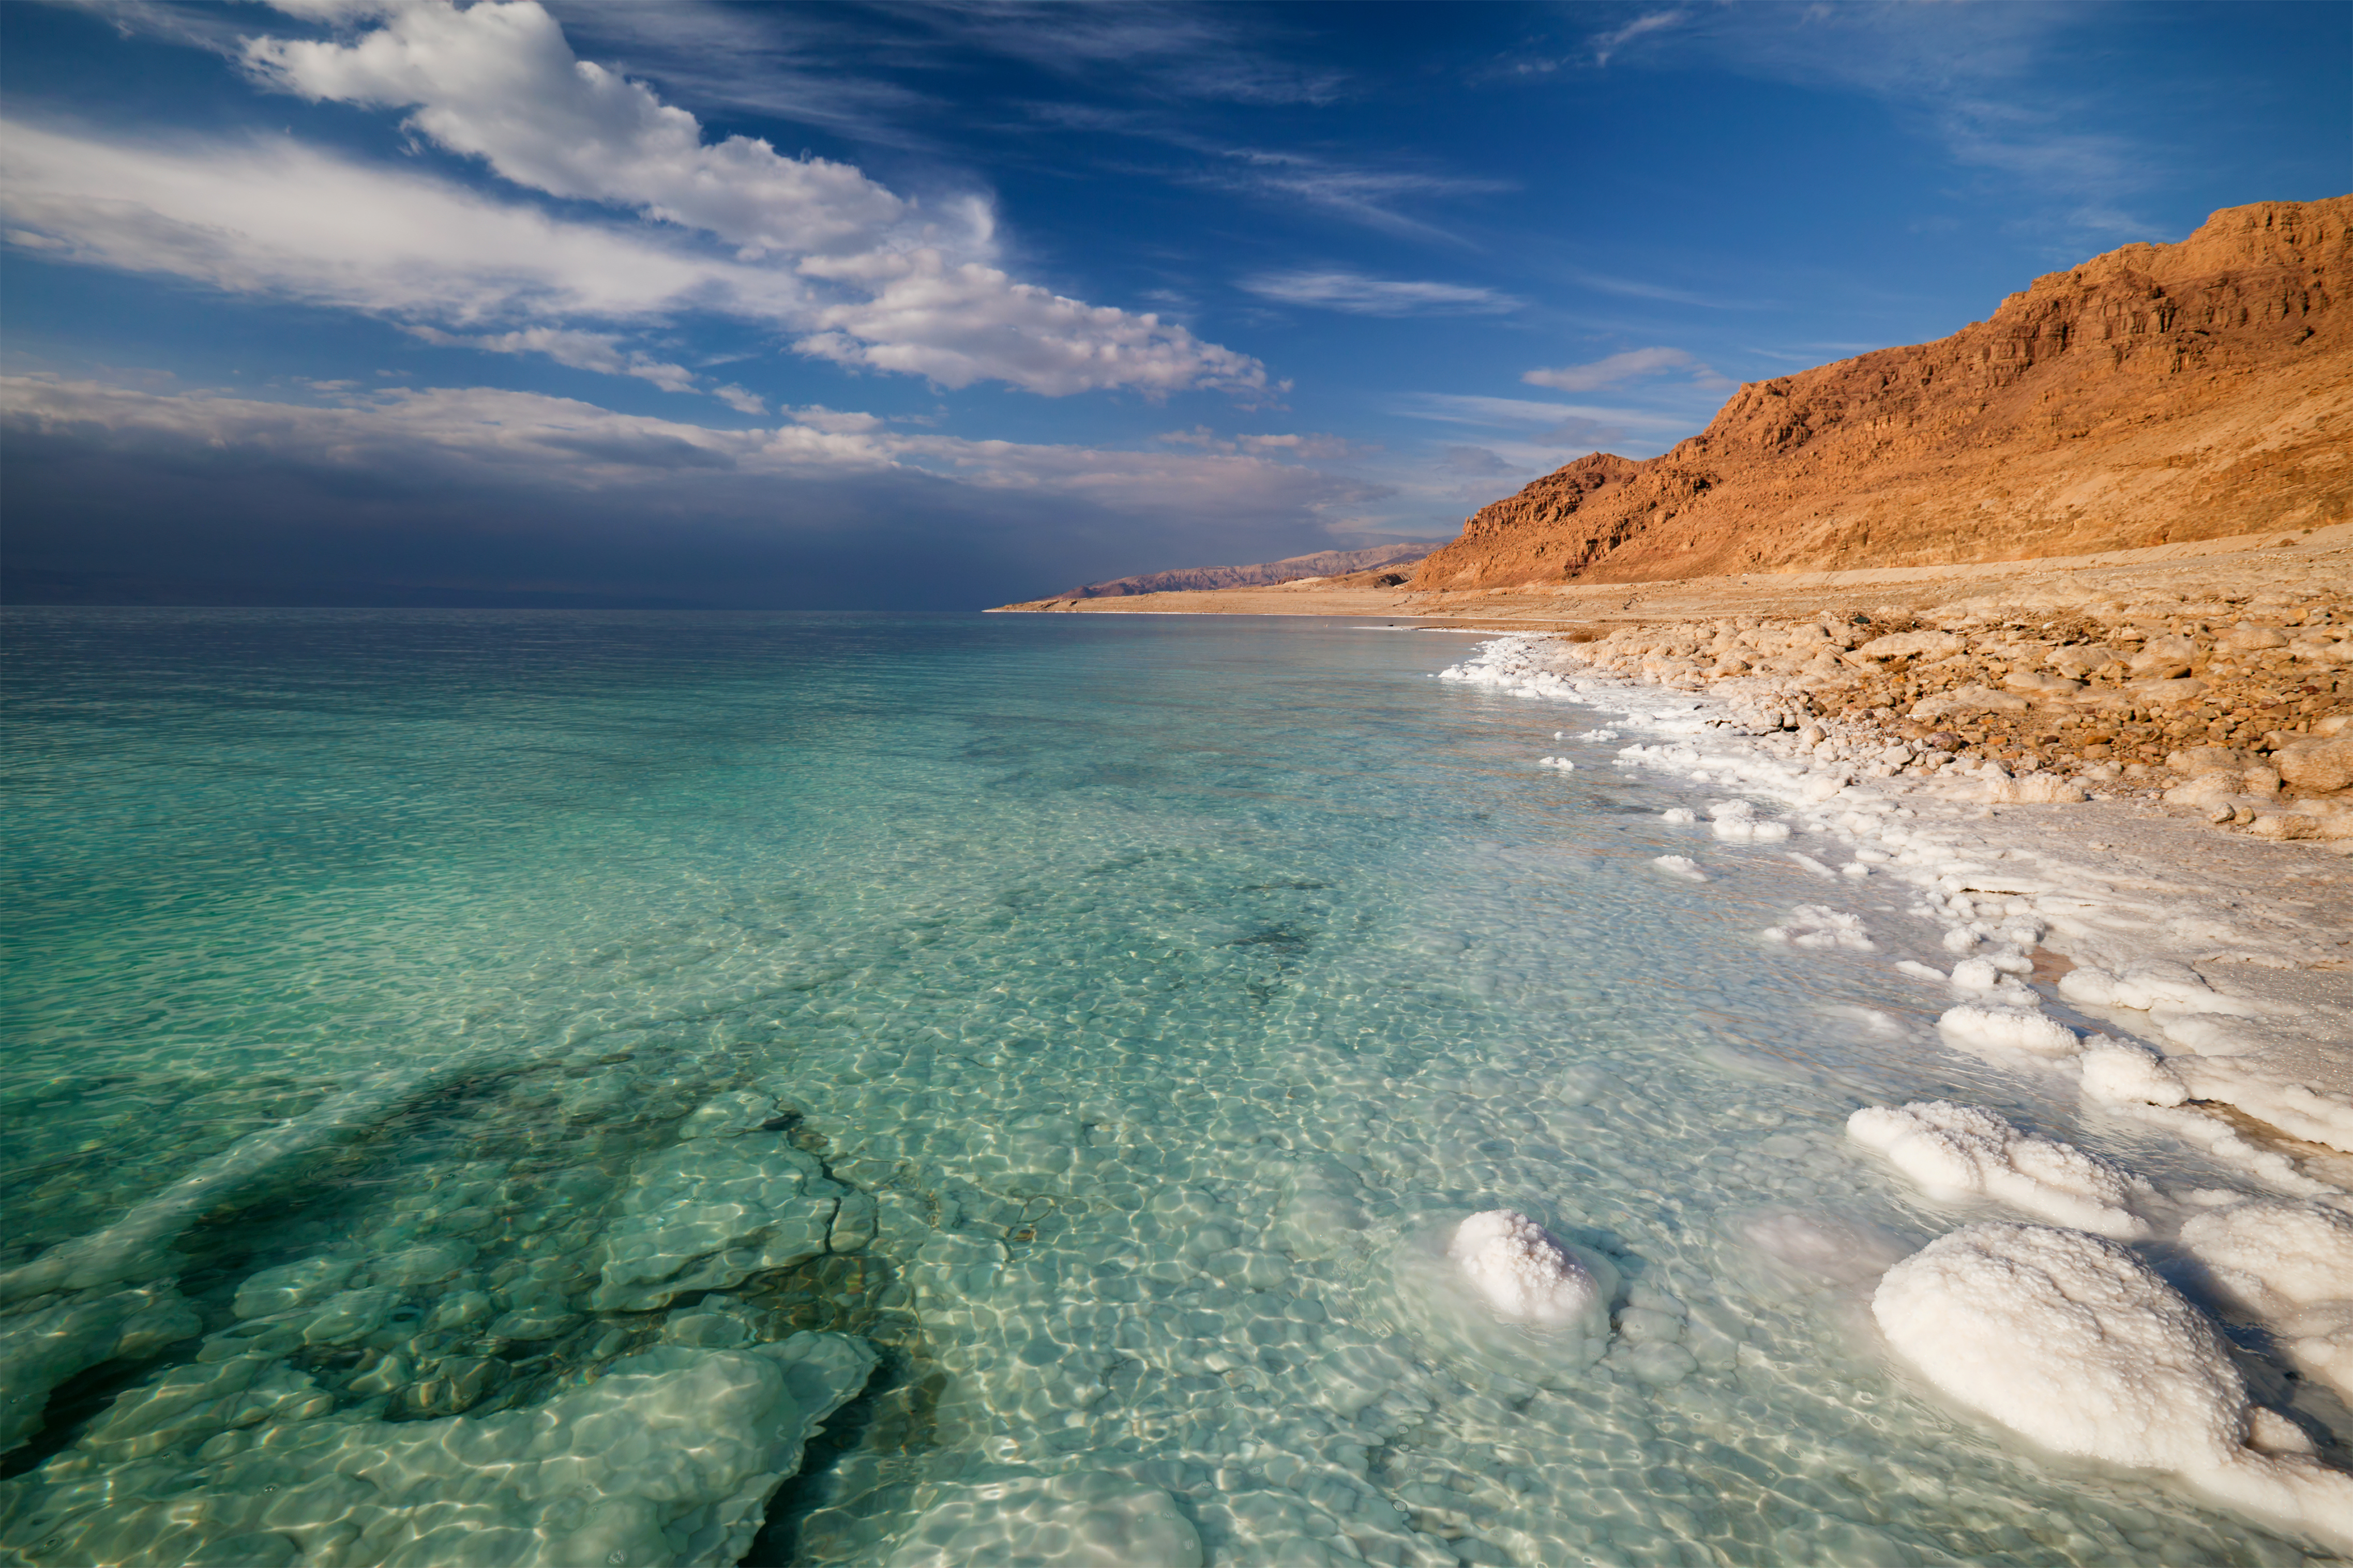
xmin=1412 ymin=197 xmax=2353 ymax=591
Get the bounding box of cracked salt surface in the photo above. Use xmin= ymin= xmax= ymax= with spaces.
xmin=3 ymin=611 xmax=2350 ymax=1568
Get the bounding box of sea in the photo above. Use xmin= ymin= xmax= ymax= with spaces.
xmin=0 ymin=608 xmax=2318 ymax=1567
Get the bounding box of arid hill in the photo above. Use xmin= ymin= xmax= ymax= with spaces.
xmin=1059 ymin=540 xmax=1442 ymax=598
xmin=1411 ymin=197 xmax=2353 ymax=591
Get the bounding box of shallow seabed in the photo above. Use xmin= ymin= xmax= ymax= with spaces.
xmin=0 ymin=610 xmax=2331 ymax=1567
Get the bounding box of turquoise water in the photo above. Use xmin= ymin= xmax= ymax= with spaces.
xmin=0 ymin=610 xmax=2326 ymax=1567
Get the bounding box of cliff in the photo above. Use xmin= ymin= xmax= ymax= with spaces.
xmin=1060 ymin=540 xmax=1443 ymax=598
xmin=1411 ymin=197 xmax=2353 ymax=591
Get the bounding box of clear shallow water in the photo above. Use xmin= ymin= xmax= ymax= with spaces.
xmin=0 ymin=610 xmax=2327 ymax=1567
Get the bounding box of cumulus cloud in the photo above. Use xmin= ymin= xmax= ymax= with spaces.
xmin=244 ymin=0 xmax=914 ymax=257
xmin=5 ymin=1 xmax=1266 ymax=400
xmin=1521 ymin=346 xmax=1714 ymax=391
xmin=1240 ymin=270 xmax=1518 ymax=317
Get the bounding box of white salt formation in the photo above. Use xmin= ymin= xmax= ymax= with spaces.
xmin=1388 ymin=1210 xmax=1619 ymax=1393
xmin=1936 ymin=1003 xmax=2080 ymax=1057
xmin=1875 ymin=1223 xmax=2353 ymax=1551
xmin=1651 ymin=855 xmax=1708 ymax=882
xmin=1760 ymin=904 xmax=1874 ymax=950
xmin=2180 ymin=1200 xmax=2353 ymax=1403
xmin=1707 ymin=799 xmax=1791 ymax=841
xmin=1447 ymin=1209 xmax=1601 ymax=1326
xmin=1846 ymin=1101 xmax=2154 ymax=1238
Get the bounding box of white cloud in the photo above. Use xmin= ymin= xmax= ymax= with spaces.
xmin=1523 ymin=346 xmax=1721 ymax=392
xmin=409 ymin=325 xmax=699 ymax=392
xmin=244 ymin=0 xmax=916 ymax=258
xmin=1155 ymin=427 xmax=1366 ymax=460
xmin=0 ymin=374 xmax=1363 ymax=516
xmin=712 ymin=384 xmax=765 ymax=415
xmin=1401 ymin=392 xmax=1693 ymax=431
xmin=1240 ymin=270 xmax=1518 ymax=317
xmin=5 ymin=1 xmax=1267 ymax=400
xmin=1590 ymin=9 xmax=1688 ymax=67
xmin=797 ymin=248 xmax=1265 ymax=395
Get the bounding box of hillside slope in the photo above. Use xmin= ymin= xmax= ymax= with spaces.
xmin=1411 ymin=197 xmax=2353 ymax=590
xmin=1061 ymin=540 xmax=1442 ymax=598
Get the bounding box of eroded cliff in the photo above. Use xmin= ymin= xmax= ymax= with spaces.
xmin=1411 ymin=197 xmax=2353 ymax=590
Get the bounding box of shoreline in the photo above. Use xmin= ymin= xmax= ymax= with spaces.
xmin=1435 ymin=632 xmax=2353 ymax=1185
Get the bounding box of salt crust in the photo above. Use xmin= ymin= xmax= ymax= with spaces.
xmin=1446 ymin=1209 xmax=1602 ymax=1326
xmin=1386 ymin=1211 xmax=1619 ymax=1393
xmin=1846 ymin=1101 xmax=2154 ymax=1239
xmin=1439 ymin=631 xmax=2353 ymax=1171
xmin=1651 ymin=855 xmax=1708 ymax=882
xmin=2178 ymin=1200 xmax=2353 ymax=1404
xmin=1874 ymin=1224 xmax=2353 ymax=1551
xmin=1442 ymin=633 xmax=2353 ymax=1541
xmin=1760 ymin=904 xmax=1873 ymax=951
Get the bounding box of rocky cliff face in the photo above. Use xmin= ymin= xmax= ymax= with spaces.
xmin=1412 ymin=197 xmax=2353 ymax=591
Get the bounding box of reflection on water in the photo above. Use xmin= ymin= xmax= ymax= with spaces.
xmin=0 ymin=610 xmax=2330 ymax=1566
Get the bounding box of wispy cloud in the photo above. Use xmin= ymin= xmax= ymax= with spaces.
xmin=1400 ymin=392 xmax=1692 ymax=432
xmin=1157 ymin=426 xmax=1370 ymax=460
xmin=906 ymin=1 xmax=1347 ymax=105
xmin=1590 ymin=9 xmax=1688 ymax=67
xmin=1524 ymin=346 xmax=1702 ymax=392
xmin=1240 ymin=270 xmax=1519 ymax=317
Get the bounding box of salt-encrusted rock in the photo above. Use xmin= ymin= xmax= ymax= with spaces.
xmin=1875 ymin=1223 xmax=2353 ymax=1549
xmin=2180 ymin=1200 xmax=2353 ymax=1402
xmin=1447 ymin=1209 xmax=1603 ymax=1326
xmin=1847 ymin=1102 xmax=2153 ymax=1237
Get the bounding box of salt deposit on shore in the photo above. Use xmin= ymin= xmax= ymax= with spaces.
xmin=1440 ymin=626 xmax=2353 ymax=1546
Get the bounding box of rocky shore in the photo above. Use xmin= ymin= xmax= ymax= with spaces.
xmin=1547 ymin=576 xmax=2353 ymax=846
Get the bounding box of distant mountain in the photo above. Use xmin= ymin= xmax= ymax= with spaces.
xmin=1060 ymin=541 xmax=1445 ymax=598
xmin=1412 ymin=196 xmax=2353 ymax=590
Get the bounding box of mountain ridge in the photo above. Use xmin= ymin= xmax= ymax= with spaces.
xmin=1410 ymin=196 xmax=2353 ymax=591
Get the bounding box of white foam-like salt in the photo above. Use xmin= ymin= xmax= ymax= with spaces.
xmin=1660 ymin=807 xmax=1696 ymax=824
xmin=1875 ymin=1223 xmax=2353 ymax=1550
xmin=2078 ymin=1039 xmax=2190 ymax=1108
xmin=1847 ymin=1101 xmax=2153 ymax=1238
xmin=1762 ymin=904 xmax=1874 ymax=950
xmin=1447 ymin=1209 xmax=1603 ymax=1327
xmin=2179 ymin=1200 xmax=2353 ymax=1403
xmin=1937 ymin=1003 xmax=2079 ymax=1056
xmin=1652 ymin=855 xmax=1708 ymax=882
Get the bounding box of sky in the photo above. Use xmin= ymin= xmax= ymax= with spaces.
xmin=3 ymin=1 xmax=2347 ymax=609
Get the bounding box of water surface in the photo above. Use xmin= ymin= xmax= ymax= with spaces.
xmin=0 ymin=610 xmax=2318 ymax=1566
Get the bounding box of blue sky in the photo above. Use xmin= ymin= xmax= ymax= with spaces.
xmin=4 ymin=0 xmax=2346 ymax=607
